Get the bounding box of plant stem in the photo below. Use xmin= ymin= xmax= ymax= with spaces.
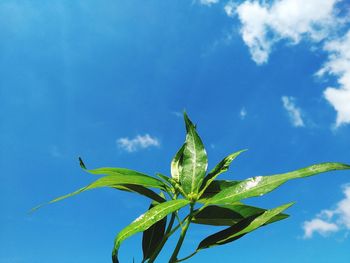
xmin=175 ymin=250 xmax=198 ymax=262
xmin=148 ymin=212 xmax=176 ymax=263
xmin=168 ymin=204 xmax=194 ymax=263
xmin=174 ymin=211 xmax=183 ymax=228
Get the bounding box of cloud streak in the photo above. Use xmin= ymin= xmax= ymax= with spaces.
xmin=199 ymin=0 xmax=219 ymax=6
xmin=282 ymin=96 xmax=305 ymax=127
xmin=303 ymin=184 xmax=350 ymax=238
xmin=117 ymin=134 xmax=160 ymax=153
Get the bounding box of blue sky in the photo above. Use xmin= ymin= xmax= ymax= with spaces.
xmin=1 ymin=0 xmax=350 ymax=262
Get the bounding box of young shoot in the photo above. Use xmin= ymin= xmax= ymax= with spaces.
xmin=35 ymin=113 xmax=350 ymax=262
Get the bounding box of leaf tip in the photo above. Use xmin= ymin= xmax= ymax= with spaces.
xmin=78 ymin=157 xmax=87 ymax=169
xmin=183 ymin=111 xmax=195 ymax=130
xmin=285 ymin=201 xmax=296 ymax=209
xmin=28 ymin=206 xmax=39 ymax=214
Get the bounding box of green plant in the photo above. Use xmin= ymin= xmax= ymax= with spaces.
xmin=35 ymin=113 xmax=350 ymax=262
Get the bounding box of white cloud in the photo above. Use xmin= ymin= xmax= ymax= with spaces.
xmin=232 ymin=0 xmax=350 ymax=127
xmin=303 ymin=218 xmax=339 ymax=238
xmin=337 ymin=186 xmax=350 ymax=228
xmin=117 ymin=134 xmax=160 ymax=153
xmin=224 ymin=1 xmax=236 ymax=17
xmin=235 ymin=0 xmax=340 ymax=64
xmin=200 ymin=0 xmax=349 ymax=126
xmin=235 ymin=1 xmax=271 ymax=64
xmin=282 ymin=96 xmax=305 ymax=127
xmin=317 ymin=30 xmax=350 ymax=127
xmin=240 ymin=107 xmax=247 ymax=120
xmin=199 ymin=0 xmax=219 ymax=6
xmin=303 ymin=184 xmax=350 ymax=238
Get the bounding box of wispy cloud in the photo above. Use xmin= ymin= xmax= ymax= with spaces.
xmin=198 ymin=0 xmax=219 ymax=6
xmin=240 ymin=107 xmax=247 ymax=120
xmin=317 ymin=31 xmax=350 ymax=127
xmin=117 ymin=134 xmax=160 ymax=153
xmin=282 ymin=96 xmax=305 ymax=127
xmin=235 ymin=0 xmax=340 ymax=64
xmin=224 ymin=1 xmax=236 ymax=17
xmin=303 ymin=184 xmax=350 ymax=238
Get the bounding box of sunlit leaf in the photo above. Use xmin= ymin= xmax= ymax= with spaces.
xmin=32 ymin=171 xmax=166 ymax=211
xmin=199 ymin=180 xmax=240 ymax=200
xmin=84 ymin=167 xmax=164 ymax=185
xmin=221 ymin=204 xmax=289 ymax=225
xmin=199 ymin=150 xmax=247 ymax=196
xmin=180 ymin=112 xmax=208 ymax=196
xmin=79 ymin=161 xmax=168 ymax=200
xmin=112 ymin=199 xmax=190 ymax=263
xmin=142 ymin=194 xmax=167 ymax=261
xmin=171 ymin=144 xmax=185 ymax=182
xmin=206 ymin=163 xmax=350 ymax=205
xmin=197 ymin=202 xmax=293 ymax=250
xmin=156 ymin=173 xmax=173 ymax=186
xmin=192 ymin=203 xmax=288 ymax=226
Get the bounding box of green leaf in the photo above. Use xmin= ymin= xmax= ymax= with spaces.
xmin=77 ymin=159 xmax=155 ymax=181
xmin=199 ymin=150 xmax=247 ymax=196
xmin=171 ymin=144 xmax=185 ymax=182
xmin=32 ymin=171 xmax=166 ymax=211
xmin=192 ymin=204 xmax=289 ymax=226
xmin=84 ymin=167 xmax=164 ymax=185
xmin=180 ymin=203 xmax=292 ymax=262
xmin=156 ymin=173 xmax=173 ymax=186
xmin=192 ymin=205 xmax=243 ymax=226
xmin=206 ymin=162 xmax=350 ymax=205
xmin=83 ymin=165 xmax=168 ymax=195
xmin=197 ymin=202 xmax=294 ymax=250
xmin=221 ymin=204 xmax=289 ymax=225
xmin=180 ymin=112 xmax=208 ymax=196
xmin=142 ymin=196 xmax=167 ymax=261
xmin=199 ymin=180 xmax=240 ymax=200
xmin=78 ymin=157 xmax=86 ymax=169
xmin=113 ymin=184 xmax=166 ymax=203
xmin=112 ymin=199 xmax=190 ymax=263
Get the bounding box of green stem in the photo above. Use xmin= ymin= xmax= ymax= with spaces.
xmin=168 ymin=204 xmax=194 ymax=263
xmin=148 ymin=216 xmax=183 ymax=263
xmin=175 ymin=250 xmax=198 ymax=262
xmin=148 ymin=213 xmax=176 ymax=262
xmin=175 ymin=211 xmax=183 ymax=228
xmin=148 ymin=192 xmax=180 ymax=263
